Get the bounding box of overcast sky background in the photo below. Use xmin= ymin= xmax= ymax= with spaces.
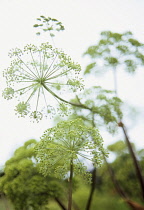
xmin=0 ymin=0 xmax=144 ymax=167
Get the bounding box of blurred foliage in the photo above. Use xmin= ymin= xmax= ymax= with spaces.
xmin=0 ymin=139 xmax=143 ymax=209
xmin=55 ymin=86 xmax=123 ymax=134
xmin=0 ymin=139 xmax=66 ymax=210
xmin=98 ymin=140 xmax=144 ymax=201
xmin=72 ymin=177 xmax=129 ymax=210
xmin=84 ymin=31 xmax=144 ymax=75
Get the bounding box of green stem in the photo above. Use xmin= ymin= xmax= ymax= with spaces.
xmin=112 ymin=66 xmax=118 ymax=95
xmin=85 ymin=168 xmax=96 ymax=210
xmin=68 ymin=159 xmax=73 ymax=210
xmin=42 ymin=83 xmax=89 ymax=109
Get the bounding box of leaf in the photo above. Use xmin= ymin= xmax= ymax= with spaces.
xmin=124 ymin=59 xmax=136 ymax=73
xmin=36 ymin=32 xmax=40 ymax=36
xmin=105 ymin=57 xmax=118 ymax=65
xmin=129 ymin=38 xmax=142 ymax=47
xmin=84 ymin=62 xmax=96 ymax=74
xmin=52 ymin=18 xmax=58 ymax=21
xmin=33 ymin=24 xmax=39 ymax=27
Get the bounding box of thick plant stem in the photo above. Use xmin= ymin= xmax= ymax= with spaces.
xmin=54 ymin=197 xmax=67 ymax=210
xmin=103 ymin=154 xmax=144 ymax=210
xmin=119 ymin=121 xmax=144 ymax=200
xmin=91 ymin=115 xmax=128 ymax=199
xmin=68 ymin=159 xmax=73 ymax=210
xmin=112 ymin=67 xmax=144 ymax=200
xmin=85 ymin=168 xmax=96 ymax=210
xmin=104 ymin=158 xmax=144 ymax=210
xmin=104 ymin=157 xmax=127 ymax=199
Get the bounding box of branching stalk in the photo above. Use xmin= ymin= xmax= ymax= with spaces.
xmin=42 ymin=83 xmax=90 ymax=109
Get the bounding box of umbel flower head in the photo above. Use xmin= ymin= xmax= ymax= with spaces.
xmin=35 ymin=118 xmax=107 ymax=183
xmin=3 ymin=43 xmax=84 ymax=121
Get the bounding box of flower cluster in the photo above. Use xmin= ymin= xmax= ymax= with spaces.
xmin=70 ymin=86 xmax=123 ymax=133
xmin=33 ymin=16 xmax=65 ymax=37
xmin=3 ymin=43 xmax=84 ymax=122
xmin=35 ymin=118 xmax=107 ymax=183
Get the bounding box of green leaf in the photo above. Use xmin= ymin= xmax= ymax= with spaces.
xmin=129 ymin=38 xmax=142 ymax=47
xmin=33 ymin=24 xmax=39 ymax=27
xmin=36 ymin=32 xmax=40 ymax=35
xmin=84 ymin=62 xmax=96 ymax=74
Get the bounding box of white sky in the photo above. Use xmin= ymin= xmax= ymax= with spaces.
xmin=0 ymin=0 xmax=144 ymax=166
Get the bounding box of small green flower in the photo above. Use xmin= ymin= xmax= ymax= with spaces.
xmin=57 ymin=103 xmax=72 ymax=117
xmin=35 ymin=118 xmax=107 ymax=183
xmin=30 ymin=111 xmax=43 ymax=123
xmin=3 ymin=43 xmax=83 ymax=121
xmin=2 ymin=87 xmax=14 ymax=100
xmin=15 ymin=102 xmax=30 ymax=118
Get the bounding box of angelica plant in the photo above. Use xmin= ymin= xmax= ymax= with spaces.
xmin=2 ymin=17 xmax=108 ymax=209
xmin=3 ymin=43 xmax=84 ymax=121
xmin=35 ymin=118 xmax=107 ymax=210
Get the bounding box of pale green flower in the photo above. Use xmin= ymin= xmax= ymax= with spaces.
xmin=3 ymin=43 xmax=84 ymax=121
xmin=35 ymin=118 xmax=107 ymax=183
xmin=15 ymin=102 xmax=30 ymax=118
xmin=2 ymin=87 xmax=14 ymax=100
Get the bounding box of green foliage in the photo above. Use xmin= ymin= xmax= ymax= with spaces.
xmin=0 ymin=140 xmax=65 ymax=210
xmin=107 ymin=140 xmax=127 ymax=154
xmin=35 ymin=118 xmax=107 ymax=183
xmin=99 ymin=141 xmax=143 ymax=200
xmin=84 ymin=62 xmax=96 ymax=74
xmin=72 ymin=177 xmax=129 ymax=210
xmin=107 ymin=140 xmax=135 ymax=155
xmin=84 ymin=31 xmax=144 ymax=75
xmin=3 ymin=42 xmax=83 ymax=121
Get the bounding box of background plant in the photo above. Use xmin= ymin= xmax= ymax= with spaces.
xmin=0 ymin=139 xmax=67 ymax=210
xmin=83 ymin=31 xmax=144 ymax=203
